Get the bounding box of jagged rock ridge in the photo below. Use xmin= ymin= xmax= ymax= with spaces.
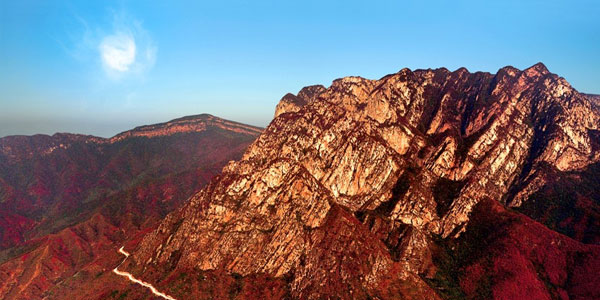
xmin=124 ymin=64 xmax=600 ymax=299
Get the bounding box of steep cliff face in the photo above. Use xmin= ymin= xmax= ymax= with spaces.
xmin=0 ymin=115 xmax=262 ymax=299
xmin=123 ymin=64 xmax=600 ymax=299
xmin=274 ymin=85 xmax=327 ymax=118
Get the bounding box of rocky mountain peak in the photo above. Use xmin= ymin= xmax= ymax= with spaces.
xmin=274 ymin=85 xmax=326 ymax=118
xmin=123 ymin=64 xmax=600 ymax=299
xmin=527 ymin=61 xmax=550 ymax=75
xmin=297 ymin=84 xmax=326 ymax=100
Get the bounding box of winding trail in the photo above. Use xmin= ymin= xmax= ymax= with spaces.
xmin=113 ymin=246 xmax=177 ymax=300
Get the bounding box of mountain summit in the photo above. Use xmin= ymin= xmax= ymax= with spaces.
xmin=118 ymin=64 xmax=599 ymax=299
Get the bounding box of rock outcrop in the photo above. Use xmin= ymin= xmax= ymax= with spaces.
xmin=273 ymin=85 xmax=326 ymax=118
xmin=123 ymin=64 xmax=600 ymax=299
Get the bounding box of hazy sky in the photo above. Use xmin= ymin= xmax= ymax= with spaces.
xmin=1 ymin=1 xmax=599 ymax=138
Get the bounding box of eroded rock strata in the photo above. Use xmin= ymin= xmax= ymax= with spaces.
xmin=124 ymin=64 xmax=600 ymax=299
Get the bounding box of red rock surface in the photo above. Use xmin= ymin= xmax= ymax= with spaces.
xmin=3 ymin=64 xmax=600 ymax=299
xmin=120 ymin=64 xmax=600 ymax=299
xmin=0 ymin=114 xmax=261 ymax=299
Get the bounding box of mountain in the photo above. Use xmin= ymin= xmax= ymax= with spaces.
xmin=0 ymin=114 xmax=262 ymax=299
xmin=114 ymin=64 xmax=600 ymax=299
xmin=585 ymin=93 xmax=600 ymax=102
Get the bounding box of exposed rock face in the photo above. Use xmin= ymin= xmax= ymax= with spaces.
xmin=124 ymin=64 xmax=600 ymax=299
xmin=273 ymin=85 xmax=326 ymax=118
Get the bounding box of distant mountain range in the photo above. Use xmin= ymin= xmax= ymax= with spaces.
xmin=122 ymin=63 xmax=600 ymax=299
xmin=0 ymin=114 xmax=261 ymax=299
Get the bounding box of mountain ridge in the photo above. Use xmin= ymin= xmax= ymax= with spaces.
xmin=0 ymin=114 xmax=263 ymax=162
xmin=0 ymin=114 xmax=262 ymax=299
xmin=120 ymin=63 xmax=600 ymax=299
xmin=110 ymin=114 xmax=263 ymax=142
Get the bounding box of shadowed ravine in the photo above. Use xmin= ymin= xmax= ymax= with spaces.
xmin=113 ymin=247 xmax=176 ymax=300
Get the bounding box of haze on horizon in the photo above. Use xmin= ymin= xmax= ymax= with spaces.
xmin=1 ymin=0 xmax=599 ymax=138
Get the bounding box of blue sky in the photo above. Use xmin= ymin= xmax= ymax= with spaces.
xmin=1 ymin=1 xmax=599 ymax=137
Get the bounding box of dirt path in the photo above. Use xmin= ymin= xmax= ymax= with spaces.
xmin=112 ymin=246 xmax=176 ymax=300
